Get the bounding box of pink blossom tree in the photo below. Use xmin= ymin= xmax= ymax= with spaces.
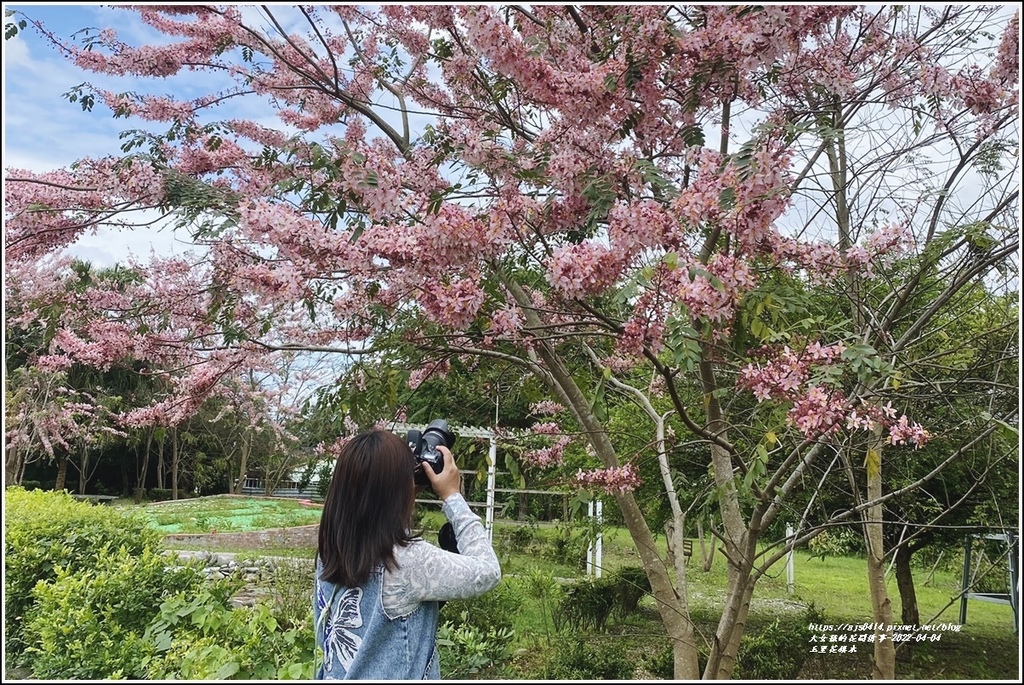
xmin=5 ymin=5 xmax=1018 ymax=678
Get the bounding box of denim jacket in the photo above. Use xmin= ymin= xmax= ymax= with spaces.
xmin=314 ymin=563 xmax=440 ymax=680
xmin=314 ymin=494 xmax=500 ymax=680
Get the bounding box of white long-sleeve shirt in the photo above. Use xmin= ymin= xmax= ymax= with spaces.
xmin=381 ymin=493 xmax=501 ymax=618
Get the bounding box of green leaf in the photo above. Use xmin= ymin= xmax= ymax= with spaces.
xmin=590 ymin=376 xmax=608 ymax=423
xmin=864 ymin=447 xmax=881 ymax=480
xmin=214 ymin=661 xmax=241 ymax=679
xmin=718 ymin=187 xmax=736 ymax=211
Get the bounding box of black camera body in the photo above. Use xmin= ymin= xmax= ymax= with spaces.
xmin=406 ymin=419 xmax=456 ymax=486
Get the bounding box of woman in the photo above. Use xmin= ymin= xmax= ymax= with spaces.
xmin=314 ymin=429 xmax=501 ymax=680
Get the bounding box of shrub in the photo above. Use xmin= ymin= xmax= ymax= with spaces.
xmin=437 ymin=611 xmax=516 ymax=679
xmin=553 ymin=576 xmax=617 ymax=632
xmin=497 ymin=521 xmax=538 ymax=554
xmin=262 ymin=555 xmax=316 ymax=630
xmin=543 ymin=519 xmax=589 ymax=570
xmin=23 ymin=546 xmax=210 ymax=679
xmin=734 ymin=604 xmax=823 ymax=680
xmin=145 ymin=587 xmax=316 ymax=680
xmin=807 ymin=527 xmax=863 ymax=558
xmin=610 ymin=565 xmax=651 ymax=617
xmin=148 ymin=488 xmax=173 ymax=502
xmin=645 ymin=643 xmax=710 ymax=679
xmin=440 ymin=577 xmax=522 ymax=635
xmin=4 ymin=487 xmax=162 ymax=659
xmin=545 ymin=638 xmax=634 ymax=679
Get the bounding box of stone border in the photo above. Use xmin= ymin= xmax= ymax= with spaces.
xmin=166 ymin=523 xmax=319 ymax=548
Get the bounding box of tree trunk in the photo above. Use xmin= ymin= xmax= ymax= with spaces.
xmin=171 ymin=427 xmax=179 ymax=499
xmin=698 ymin=355 xmax=754 ymax=680
xmin=504 ymin=275 xmax=701 ymax=677
xmin=864 ymin=437 xmax=896 ymax=679
xmin=698 ymin=518 xmax=718 ymax=572
xmin=78 ymin=444 xmax=89 ymax=494
xmin=233 ymin=434 xmax=250 ymax=494
xmin=6 ymin=446 xmax=25 ymax=485
xmin=157 ymin=436 xmax=165 ymax=489
xmin=135 ymin=430 xmax=153 ymax=503
xmin=54 ymin=455 xmax=69 ymax=491
xmin=706 ymin=535 xmax=758 ymax=679
xmin=895 ymin=544 xmax=920 ymax=628
xmin=894 ymin=543 xmax=920 ymax=667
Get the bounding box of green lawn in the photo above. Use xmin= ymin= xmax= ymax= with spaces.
xmin=118 ymin=494 xmax=323 ymax=534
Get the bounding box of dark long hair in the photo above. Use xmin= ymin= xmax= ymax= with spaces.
xmin=317 ymin=430 xmax=417 ymax=587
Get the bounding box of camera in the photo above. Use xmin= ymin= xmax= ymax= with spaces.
xmin=406 ymin=419 xmax=456 ymax=487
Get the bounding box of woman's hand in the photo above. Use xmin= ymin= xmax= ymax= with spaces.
xmin=424 ymin=445 xmax=461 ymax=500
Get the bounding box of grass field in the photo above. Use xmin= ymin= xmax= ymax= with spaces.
xmin=117 ymin=494 xmax=323 ymax=533
xmin=125 ymin=495 xmax=1019 ymax=679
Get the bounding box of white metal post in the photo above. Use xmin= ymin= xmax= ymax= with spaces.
xmin=786 ymin=523 xmax=795 ymax=595
xmin=485 ymin=436 xmax=496 ymax=542
xmin=587 ymin=499 xmax=595 ymax=576
xmin=596 ymin=499 xmax=603 ymax=579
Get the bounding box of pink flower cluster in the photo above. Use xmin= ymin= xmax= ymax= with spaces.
xmin=530 ymin=400 xmax=565 ymax=417
xmin=788 ymin=386 xmax=848 ymax=439
xmin=678 ymin=254 xmax=757 ymax=323
xmin=530 ymin=422 xmax=561 ymax=436
xmin=738 ymin=341 xmax=930 ymax=447
xmin=408 ymin=359 xmax=451 ymax=390
xmin=546 ymin=242 xmax=623 ymax=300
xmin=523 ymin=436 xmax=572 ymax=468
xmin=886 ymin=414 xmax=931 ymax=448
xmin=489 ymin=303 xmax=524 ymax=339
xmin=315 ymin=437 xmax=353 ymax=460
xmin=418 ymin=277 xmax=487 ymax=331
xmin=737 ymin=342 xmax=847 ymax=402
xmin=574 ymin=464 xmax=642 ymax=494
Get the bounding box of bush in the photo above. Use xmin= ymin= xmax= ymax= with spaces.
xmin=807 ymin=527 xmax=863 ymax=558
xmin=440 ymin=578 xmax=522 ymax=635
xmin=437 ymin=611 xmax=516 ymax=679
xmin=4 ymin=487 xmax=162 ymax=659
xmin=148 ymin=488 xmax=173 ymax=502
xmin=553 ymin=576 xmax=617 ymax=632
xmin=260 ymin=555 xmax=316 ymax=630
xmin=734 ymin=604 xmax=823 ymax=680
xmin=145 ymin=587 xmax=316 ymax=680
xmin=545 ymin=638 xmax=634 ymax=679
xmin=610 ymin=565 xmax=651 ymax=617
xmin=23 ymin=547 xmax=210 ymax=679
xmin=645 ymin=643 xmax=710 ymax=679
xmin=543 ymin=519 xmax=589 ymax=570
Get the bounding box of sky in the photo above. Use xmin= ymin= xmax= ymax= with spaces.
xmin=1 ymin=4 xmax=317 ymax=267
xmin=4 ymin=4 xmax=187 ymax=265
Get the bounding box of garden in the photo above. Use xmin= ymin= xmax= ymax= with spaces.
xmin=4 ymin=4 xmax=1019 ymax=681
xmin=5 ymin=487 xmax=1017 ymax=681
